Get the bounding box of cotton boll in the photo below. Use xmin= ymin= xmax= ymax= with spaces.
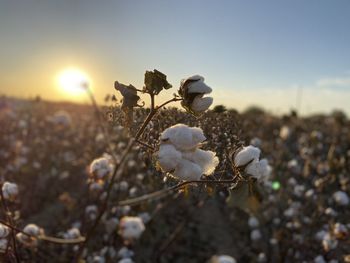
xmin=119 ymin=216 xmax=145 ymax=241
xmin=0 ymin=239 xmax=8 ymax=252
xmin=234 ymin=146 xmax=261 ymax=167
xmin=90 ymin=157 xmax=113 ymax=180
xmin=16 ymin=224 xmax=44 ymax=247
xmin=51 ymin=111 xmax=72 ymax=127
xmin=118 ymin=246 xmax=134 ymax=259
xmin=248 ymin=216 xmax=260 ymax=229
xmin=160 ymin=124 xmax=205 ymax=151
xmin=250 ymin=229 xmax=262 ymax=241
xmin=191 ymin=96 xmax=213 ymax=113
xmin=157 ymin=144 xmax=182 ymax=172
xmin=173 ymin=158 xmax=202 ymax=181
xmin=64 ymin=228 xmax=81 ymax=239
xmin=280 ymin=125 xmax=291 ymax=140
xmin=2 ymin=182 xmax=19 ymax=201
xmin=333 ymin=191 xmax=349 ymax=206
xmin=186 ymin=76 xmax=212 ymax=94
xmin=92 ymin=255 xmax=106 ymax=263
xmin=314 ymin=255 xmax=326 ymax=263
xmin=118 ymin=259 xmax=134 ymax=263
xmin=0 ymin=223 xmax=10 ymax=238
xmin=333 ymin=223 xmax=348 ymax=238
xmin=322 ymin=233 xmax=338 ymax=251
xmin=209 ymin=255 xmax=237 ymax=263
xmin=183 ymin=149 xmax=219 ymax=175
xmin=315 ymin=230 xmax=327 ymax=241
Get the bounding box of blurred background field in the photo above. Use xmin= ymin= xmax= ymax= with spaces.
xmin=1 ymin=96 xmax=349 ymax=262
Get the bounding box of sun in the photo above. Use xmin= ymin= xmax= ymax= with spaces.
xmin=57 ymin=68 xmax=91 ymax=97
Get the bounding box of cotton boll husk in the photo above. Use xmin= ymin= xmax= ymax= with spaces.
xmin=173 ymin=158 xmax=202 ymax=181
xmin=183 ymin=149 xmax=219 ymax=175
xmin=191 ymin=96 xmax=213 ymax=113
xmin=157 ymin=144 xmax=182 ymax=172
xmin=234 ymin=146 xmax=261 ymax=167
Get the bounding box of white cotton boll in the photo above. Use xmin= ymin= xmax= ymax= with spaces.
xmin=333 ymin=223 xmax=348 ymax=237
xmin=248 ymin=216 xmax=259 ymax=229
xmin=64 ymin=228 xmax=81 ymax=239
xmin=118 ymin=246 xmax=134 ymax=259
xmin=2 ymin=182 xmax=19 ymax=201
xmin=85 ymin=205 xmax=98 ymax=221
xmin=118 ymin=259 xmax=134 ymax=263
xmin=250 ymin=137 xmax=262 ymax=147
xmin=92 ymin=255 xmax=106 ymax=263
xmin=305 ymin=189 xmax=315 ymax=199
xmin=0 ymin=239 xmax=8 ymax=252
xmin=190 ymin=127 xmax=206 ymax=145
xmin=119 ymin=216 xmax=145 ymax=241
xmin=51 ymin=111 xmax=72 ymax=127
xmin=89 ymin=181 xmax=104 ymax=193
xmin=280 ymin=125 xmax=291 ymax=140
xmin=183 ymin=149 xmax=219 ymax=175
xmin=0 ymin=224 xmax=9 ymax=239
xmin=234 ymin=146 xmax=261 ymax=167
xmin=250 ymin=229 xmax=262 ymax=241
xmin=258 ymin=158 xmax=272 ymax=178
xmin=90 ymin=157 xmax=113 ymax=179
xmin=322 ymin=233 xmax=338 ymax=251
xmin=17 ymin=224 xmax=44 ymax=247
xmin=173 ymin=158 xmax=203 ymax=181
xmin=209 ymin=255 xmax=236 ymax=263
xmin=23 ymin=224 xmax=42 ymax=236
xmin=191 ymin=96 xmax=213 ymax=113
xmin=314 ymin=255 xmax=326 ymax=263
xmin=333 ymin=191 xmax=349 ymax=206
xmin=325 ymin=207 xmax=337 ymax=217
xmin=257 ymin=253 xmax=267 ymax=263
xmin=157 ymin=144 xmax=182 ymax=172
xmin=185 ymin=75 xmax=212 ymax=94
xmin=160 ymin=124 xmax=206 ymax=151
xmin=315 ymin=230 xmax=327 ymax=241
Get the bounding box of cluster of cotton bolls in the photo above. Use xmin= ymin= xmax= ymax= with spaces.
xmin=248 ymin=216 xmax=262 ymax=242
xmin=234 ymin=145 xmax=272 ymax=182
xmin=50 ymin=110 xmax=72 ymax=127
xmin=157 ymin=124 xmax=219 ymax=181
xmin=16 ymin=224 xmax=44 ymax=247
xmin=0 ymin=223 xmax=10 ymax=253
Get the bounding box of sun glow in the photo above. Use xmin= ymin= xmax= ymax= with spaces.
xmin=57 ymin=68 xmax=91 ymax=97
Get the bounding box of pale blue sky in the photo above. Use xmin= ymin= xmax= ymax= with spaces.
xmin=1 ymin=0 xmax=350 ymax=115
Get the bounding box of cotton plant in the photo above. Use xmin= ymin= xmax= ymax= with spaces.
xmin=157 ymin=124 xmax=219 ymax=181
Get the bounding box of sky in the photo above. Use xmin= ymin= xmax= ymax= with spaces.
xmin=1 ymin=0 xmax=350 ymax=115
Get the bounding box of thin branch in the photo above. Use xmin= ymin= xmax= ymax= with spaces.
xmin=117 ymin=178 xmax=237 ymax=207
xmin=0 ymin=220 xmax=85 ymax=245
xmin=135 ymin=139 xmax=156 ymax=151
xmin=156 ymin=98 xmax=182 ymax=110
